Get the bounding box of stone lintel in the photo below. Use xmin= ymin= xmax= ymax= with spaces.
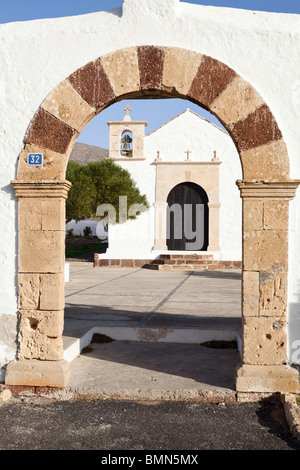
xmin=236 ymin=364 xmax=300 ymax=394
xmin=5 ymin=359 xmax=70 ymax=388
xmin=107 ymin=121 xmax=148 ymax=126
xmin=236 ymin=180 xmax=300 ymax=200
xmin=111 ymin=158 xmax=146 ymax=162
xmin=11 ymin=180 xmax=72 ymax=199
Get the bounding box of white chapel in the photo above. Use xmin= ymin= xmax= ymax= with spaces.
xmin=71 ymin=105 xmax=243 ymax=266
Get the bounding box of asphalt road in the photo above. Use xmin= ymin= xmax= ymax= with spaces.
xmin=0 ymin=397 xmax=299 ymax=452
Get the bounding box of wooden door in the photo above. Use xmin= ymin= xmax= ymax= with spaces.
xmin=166 ymin=182 xmax=208 ymax=251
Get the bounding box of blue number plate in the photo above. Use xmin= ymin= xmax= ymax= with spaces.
xmin=27 ymin=153 xmax=43 ymax=166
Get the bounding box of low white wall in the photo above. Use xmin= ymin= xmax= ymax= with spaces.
xmin=66 ymin=220 xmax=107 ymax=240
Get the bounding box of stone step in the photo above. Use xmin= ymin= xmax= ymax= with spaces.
xmin=143 ymin=258 xmax=242 ymax=271
xmin=144 ymin=253 xmax=217 ymax=271
xmin=63 ymin=325 xmax=242 ymax=363
xmin=153 ymin=264 xmax=220 ymax=271
xmin=93 ymin=253 xmax=242 ymax=270
xmin=160 ymin=254 xmax=214 ymax=260
xmin=162 ymin=259 xmax=214 ymax=265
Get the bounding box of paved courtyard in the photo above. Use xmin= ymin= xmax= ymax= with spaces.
xmin=64 ymin=261 xmax=242 ymax=334
xmin=62 ymin=262 xmax=243 ymax=399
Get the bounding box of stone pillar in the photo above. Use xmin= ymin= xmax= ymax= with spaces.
xmin=207 ymin=202 xmax=221 ymax=251
xmin=236 ymin=180 xmax=300 ymax=394
xmin=5 ymin=181 xmax=72 ymax=387
xmin=153 ymin=202 xmax=168 ymax=250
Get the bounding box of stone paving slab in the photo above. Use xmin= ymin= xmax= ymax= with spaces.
xmin=68 ymin=340 xmax=240 ymax=400
xmin=63 ymin=261 xmax=242 ymax=399
xmin=64 ymin=262 xmax=242 ymax=340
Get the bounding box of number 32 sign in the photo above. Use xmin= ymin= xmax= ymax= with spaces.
xmin=27 ymin=153 xmax=43 ymax=166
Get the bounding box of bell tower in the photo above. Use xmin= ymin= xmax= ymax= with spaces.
xmin=107 ymin=105 xmax=148 ymax=160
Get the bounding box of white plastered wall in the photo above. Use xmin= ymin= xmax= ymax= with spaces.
xmin=0 ymin=0 xmax=300 ymax=371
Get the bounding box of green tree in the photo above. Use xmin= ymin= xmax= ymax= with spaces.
xmin=66 ymin=159 xmax=149 ymax=224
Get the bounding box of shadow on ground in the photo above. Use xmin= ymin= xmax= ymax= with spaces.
xmin=64 ymin=264 xmax=242 ymax=395
xmin=64 ymin=304 xmax=241 ymax=392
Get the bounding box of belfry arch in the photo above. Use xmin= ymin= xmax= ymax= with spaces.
xmin=8 ymin=46 xmax=300 ymax=393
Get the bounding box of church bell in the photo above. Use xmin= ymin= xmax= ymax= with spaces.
xmin=122 ymin=141 xmax=131 ymax=153
xmin=121 ymin=134 xmax=132 ymax=154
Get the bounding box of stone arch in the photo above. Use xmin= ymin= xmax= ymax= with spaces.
xmin=8 ymin=46 xmax=300 ymax=394
xmin=17 ymin=46 xmax=290 ymax=182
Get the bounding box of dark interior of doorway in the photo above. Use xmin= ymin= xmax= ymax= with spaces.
xmin=167 ymin=181 xmax=209 ymax=251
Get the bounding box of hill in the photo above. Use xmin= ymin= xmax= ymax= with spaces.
xmin=69 ymin=142 xmax=109 ymax=164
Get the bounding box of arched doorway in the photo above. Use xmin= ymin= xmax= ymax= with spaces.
xmin=7 ymin=46 xmax=300 ymax=394
xmin=167 ymin=182 xmax=208 ymax=251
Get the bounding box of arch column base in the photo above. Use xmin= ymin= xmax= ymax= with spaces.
xmin=236 ymin=364 xmax=300 ymax=394
xmin=207 ymin=245 xmax=220 ymax=251
xmin=5 ymin=359 xmax=70 ymax=388
xmin=153 ymin=244 xmax=168 ymax=251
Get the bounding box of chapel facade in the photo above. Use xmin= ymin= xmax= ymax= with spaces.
xmin=93 ymin=105 xmax=242 ymax=269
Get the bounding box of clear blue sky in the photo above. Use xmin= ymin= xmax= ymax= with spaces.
xmin=1 ymin=0 xmax=299 ymax=23
xmin=2 ymin=1 xmax=299 ymax=149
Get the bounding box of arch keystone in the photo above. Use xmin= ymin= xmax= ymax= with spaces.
xmin=137 ymin=46 xmax=165 ymax=93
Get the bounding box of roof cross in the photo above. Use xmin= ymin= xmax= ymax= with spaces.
xmin=124 ymin=105 xmax=132 ymax=116
xmin=185 ymin=150 xmax=192 ymax=161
